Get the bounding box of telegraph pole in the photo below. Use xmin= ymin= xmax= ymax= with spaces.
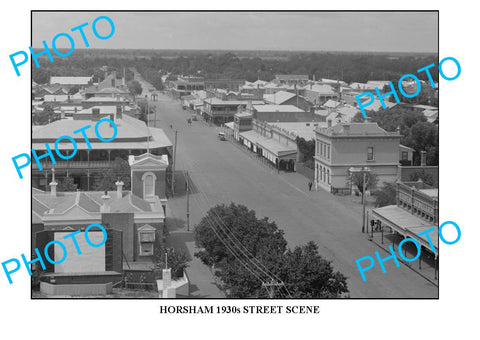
xmin=171 ymin=130 xmax=178 ymax=196
xmin=186 ymin=171 xmax=190 ymax=232
xmin=362 ymin=170 xmax=366 ymax=233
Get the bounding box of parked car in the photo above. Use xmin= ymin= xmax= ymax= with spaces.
xmin=218 ymin=132 xmax=226 ymax=141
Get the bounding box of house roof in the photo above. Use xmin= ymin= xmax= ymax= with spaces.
xmin=32 ymin=114 xmax=172 ymax=150
xmin=44 ymin=95 xmax=70 ymax=102
xmin=304 ymin=84 xmax=336 ymax=95
xmin=399 ymin=144 xmax=415 ymax=152
xmin=235 ymin=111 xmax=253 ymax=118
xmin=335 ymin=105 xmax=360 ymax=120
xmin=204 ymin=98 xmax=264 ymax=106
xmin=84 ymin=97 xmax=127 ymax=103
xmin=363 ymin=98 xmax=398 ymax=112
xmin=323 ymin=99 xmax=341 ymax=108
xmin=269 ymin=122 xmax=327 ymax=140
xmin=317 ymin=122 xmax=400 ymax=137
xmin=263 ymin=91 xmax=296 ymax=105
xmin=75 ymin=106 xmax=118 ymax=115
xmin=239 ymin=130 xmax=296 ymax=157
xmin=253 ymin=104 xmax=304 ymax=113
xmin=50 ymin=76 xmax=92 ymax=85
xmin=85 ymin=86 xmax=129 ymax=95
xmin=33 ymin=189 xmax=165 ymax=223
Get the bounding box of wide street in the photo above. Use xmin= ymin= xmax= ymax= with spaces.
xmin=135 ymin=76 xmax=438 ymax=298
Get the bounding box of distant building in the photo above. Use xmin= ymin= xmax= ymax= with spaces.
xmin=248 ymin=104 xmax=322 ymax=123
xmin=50 ymin=76 xmax=93 ymax=89
xmin=35 ymin=85 xmax=68 ymax=99
xmin=233 ymin=111 xmax=326 ymax=171
xmin=82 ymin=95 xmax=129 ymax=109
xmin=302 ymin=84 xmax=339 ymax=106
xmin=205 ymin=79 xmax=245 ymax=92
xmin=170 ymin=76 xmax=205 ymax=98
xmin=314 ymin=122 xmax=401 ymax=192
xmin=274 ymin=74 xmax=309 ymax=86
xmin=202 ymin=98 xmax=264 ymax=125
xmin=399 ymin=144 xmax=415 ymax=166
xmin=263 ymin=90 xmax=313 ymax=112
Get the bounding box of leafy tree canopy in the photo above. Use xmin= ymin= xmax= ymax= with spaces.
xmin=194 ymin=203 xmax=349 ymax=298
xmin=92 ymin=157 xmax=131 ymax=192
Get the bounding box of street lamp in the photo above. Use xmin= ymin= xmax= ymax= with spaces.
xmin=349 ymin=166 xmax=371 ymax=233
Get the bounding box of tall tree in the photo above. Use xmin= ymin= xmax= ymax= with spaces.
xmin=373 ymin=182 xmax=397 ymax=207
xmin=127 ymin=80 xmax=143 ymax=97
xmin=92 ymin=157 xmax=131 ymax=191
xmin=57 ymin=176 xmax=78 ymax=192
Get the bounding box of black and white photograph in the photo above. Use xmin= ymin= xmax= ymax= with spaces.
xmin=28 ymin=11 xmax=441 ymax=299
xmin=3 ymin=1 xmax=480 ymax=338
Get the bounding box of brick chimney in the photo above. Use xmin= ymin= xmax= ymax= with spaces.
xmin=420 ymin=150 xmax=427 ymax=166
xmin=101 ymin=191 xmax=111 ymax=213
xmin=115 ymin=180 xmax=124 ymax=199
xmin=92 ymin=107 xmax=100 ymax=121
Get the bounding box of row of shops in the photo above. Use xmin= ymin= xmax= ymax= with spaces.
xmin=225 ymin=123 xmax=297 ymax=172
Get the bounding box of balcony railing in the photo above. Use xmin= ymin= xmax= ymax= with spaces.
xmin=32 ymin=160 xmax=114 ymax=170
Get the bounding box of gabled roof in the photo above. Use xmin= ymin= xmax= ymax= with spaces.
xmin=129 ymin=153 xmax=169 ymax=169
xmin=323 ymin=99 xmax=341 ymax=108
xmin=263 ymin=91 xmax=296 ymax=105
xmin=33 ymin=188 xmax=164 ymax=224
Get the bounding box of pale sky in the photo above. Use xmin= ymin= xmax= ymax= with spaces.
xmin=32 ymin=12 xmax=438 ymax=53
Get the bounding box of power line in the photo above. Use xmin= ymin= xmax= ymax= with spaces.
xmin=178 ymin=156 xmax=291 ymax=298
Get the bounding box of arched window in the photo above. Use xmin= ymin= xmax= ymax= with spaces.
xmin=142 ymin=172 xmax=157 ymax=199
xmin=327 ymin=169 xmax=330 ymax=184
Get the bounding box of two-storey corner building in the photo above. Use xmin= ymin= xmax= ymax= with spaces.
xmin=32 ymin=112 xmax=173 ymax=191
xmin=314 ymin=122 xmax=401 ymax=193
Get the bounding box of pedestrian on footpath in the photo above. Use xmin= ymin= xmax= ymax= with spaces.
xmin=308 ymin=181 xmax=313 ymax=191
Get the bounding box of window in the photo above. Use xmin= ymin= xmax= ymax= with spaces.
xmin=327 ymin=145 xmax=330 ymax=160
xmin=138 ymin=225 xmax=156 ymax=256
xmin=367 ymin=147 xmax=374 ymax=161
xmin=139 ymin=242 xmax=153 ymax=256
xmin=327 ymin=169 xmax=330 ymax=184
xmin=401 ymin=151 xmax=408 ymax=161
xmin=142 ymin=172 xmax=157 ymax=199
